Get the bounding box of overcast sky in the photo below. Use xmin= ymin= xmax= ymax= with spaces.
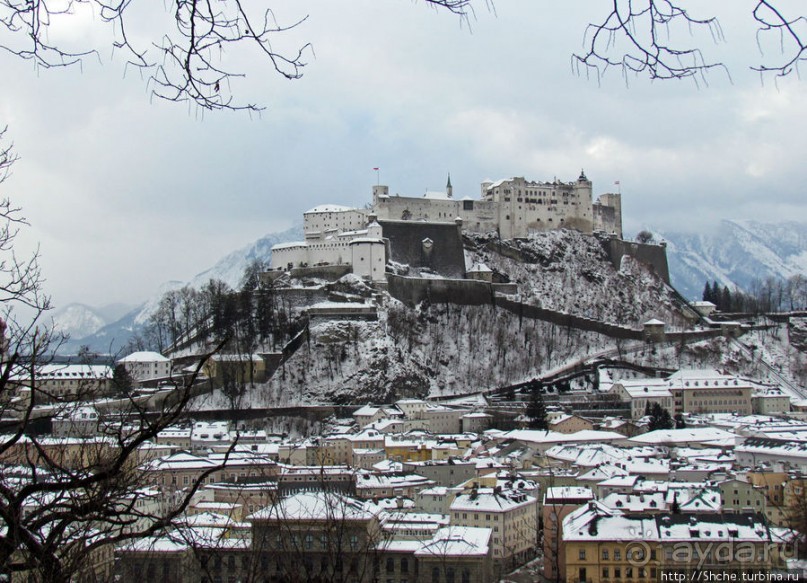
xmin=2 ymin=1 xmax=806 ymax=309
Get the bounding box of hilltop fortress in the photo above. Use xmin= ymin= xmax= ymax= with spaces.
xmin=373 ymin=171 xmax=622 ymax=239
xmin=271 ymin=173 xmax=633 ymax=282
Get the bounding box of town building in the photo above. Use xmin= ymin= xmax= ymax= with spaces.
xmin=10 ymin=363 xmax=112 ymax=403
xmin=116 ymin=351 xmax=172 ymax=384
xmin=611 ymin=369 xmax=758 ymax=419
xmin=562 ymin=503 xmax=782 ymax=583
xmin=449 ymin=486 xmax=537 ymax=568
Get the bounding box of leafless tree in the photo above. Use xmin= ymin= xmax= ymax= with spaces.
xmin=573 ymin=1 xmax=807 ymax=85
xmin=0 ymin=0 xmax=482 ymax=112
xmin=0 ymin=130 xmax=238 ymax=581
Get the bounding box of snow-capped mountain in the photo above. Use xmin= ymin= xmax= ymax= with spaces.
xmin=658 ymin=220 xmax=807 ymax=300
xmin=186 ymin=225 xmax=303 ymax=291
xmin=59 ymin=226 xmax=303 ymax=354
xmin=50 ymin=304 xmax=108 ymax=340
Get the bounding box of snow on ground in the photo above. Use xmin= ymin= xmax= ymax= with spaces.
xmin=464 ymin=231 xmax=682 ymax=328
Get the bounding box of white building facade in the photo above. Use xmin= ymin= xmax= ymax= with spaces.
xmin=372 ymin=172 xmax=622 ymax=239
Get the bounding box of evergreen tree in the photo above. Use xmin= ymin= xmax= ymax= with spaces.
xmin=721 ymin=286 xmax=732 ymax=312
xmin=711 ymin=281 xmax=721 ymax=308
xmin=112 ymin=364 xmax=134 ymax=397
xmin=645 ymin=402 xmax=674 ymax=431
xmin=526 ymin=389 xmax=548 ymax=430
xmin=702 ymin=281 xmax=712 ymax=303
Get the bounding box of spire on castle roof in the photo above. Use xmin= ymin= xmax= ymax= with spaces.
xmin=446 ymin=172 xmax=453 ymax=198
xmin=579 ymin=169 xmax=588 ymax=181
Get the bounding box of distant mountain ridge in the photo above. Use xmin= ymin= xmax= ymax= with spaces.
xmin=658 ymin=220 xmax=807 ymax=300
xmin=58 ymin=225 xmax=303 ymax=354
xmin=50 ymin=304 xmax=108 ymax=341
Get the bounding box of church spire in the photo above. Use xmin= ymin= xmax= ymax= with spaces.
xmin=446 ymin=173 xmax=453 ymax=198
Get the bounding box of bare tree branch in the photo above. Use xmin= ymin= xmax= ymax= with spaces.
xmin=0 ymin=0 xmax=483 ymax=112
xmin=573 ymin=1 xmax=807 ymax=85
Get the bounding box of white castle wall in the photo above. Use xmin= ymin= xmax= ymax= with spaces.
xmin=372 ymin=173 xmax=622 ymax=239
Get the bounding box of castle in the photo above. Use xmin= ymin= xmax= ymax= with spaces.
xmin=372 ymin=171 xmax=622 ymax=239
xmin=270 ymin=173 xmax=624 ymax=281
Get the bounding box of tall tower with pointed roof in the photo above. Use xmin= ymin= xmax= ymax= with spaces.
xmin=446 ymin=173 xmax=453 ymax=198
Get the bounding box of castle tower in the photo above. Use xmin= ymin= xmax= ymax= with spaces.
xmin=574 ymin=169 xmax=594 ymax=232
xmin=446 ymin=173 xmax=453 ymax=198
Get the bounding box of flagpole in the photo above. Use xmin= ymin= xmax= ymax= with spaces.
xmin=373 ymin=167 xmax=380 ymax=186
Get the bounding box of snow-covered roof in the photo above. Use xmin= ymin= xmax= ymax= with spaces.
xmin=629 ymin=427 xmax=738 ymax=446
xmin=354 ymin=404 xmax=382 ymax=417
xmin=349 ymin=237 xmax=384 ymax=244
xmin=305 ymin=204 xmax=354 ymax=214
xmin=118 ymin=351 xmax=170 ymax=363
xmin=449 ymin=489 xmax=534 ymax=512
xmin=143 ymin=452 xmax=217 ymax=472
xmin=11 ymin=364 xmax=112 ymax=381
xmin=544 ymin=486 xmax=595 ymax=502
xmin=613 ymin=377 xmax=672 ymax=398
xmin=355 ymin=473 xmax=433 ymax=490
xmin=600 ymin=491 xmax=667 ymax=512
xmin=502 ymin=429 xmax=625 ymax=445
xmin=248 ymin=492 xmax=374 ymax=522
xmin=271 ymin=241 xmax=308 ymax=250
xmin=667 ymin=369 xmax=752 ymax=390
xmin=423 ymin=191 xmax=451 ymax=200
xmin=736 ymin=437 xmax=807 ymax=459
xmin=414 ymin=526 xmax=491 ymax=558
xmin=209 ymin=353 xmax=263 ymax=362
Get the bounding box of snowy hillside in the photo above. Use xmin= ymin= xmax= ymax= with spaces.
xmin=659 ymin=220 xmax=807 ymax=300
xmin=192 ymin=298 xmax=620 ymax=409
xmin=464 ymin=231 xmax=681 ymax=327
xmin=191 ymin=231 xmax=684 ymax=408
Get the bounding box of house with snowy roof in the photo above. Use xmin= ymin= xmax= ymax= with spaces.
xmin=612 ymin=369 xmax=757 ymax=419
xmin=412 ymin=526 xmax=495 ymax=583
xmin=248 ymin=491 xmax=383 ymax=582
xmin=9 ymin=363 xmax=112 ymax=403
xmin=550 ymin=414 xmax=595 ymax=434
xmin=561 ymin=503 xmax=781 ymax=583
xmin=116 ymin=351 xmax=172 ymax=384
xmin=610 ymin=377 xmax=674 ymax=419
xmin=354 ymin=471 xmax=435 ymax=500
xmin=449 ymin=485 xmax=537 ymax=568
xmin=667 ymin=368 xmax=755 ymax=416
